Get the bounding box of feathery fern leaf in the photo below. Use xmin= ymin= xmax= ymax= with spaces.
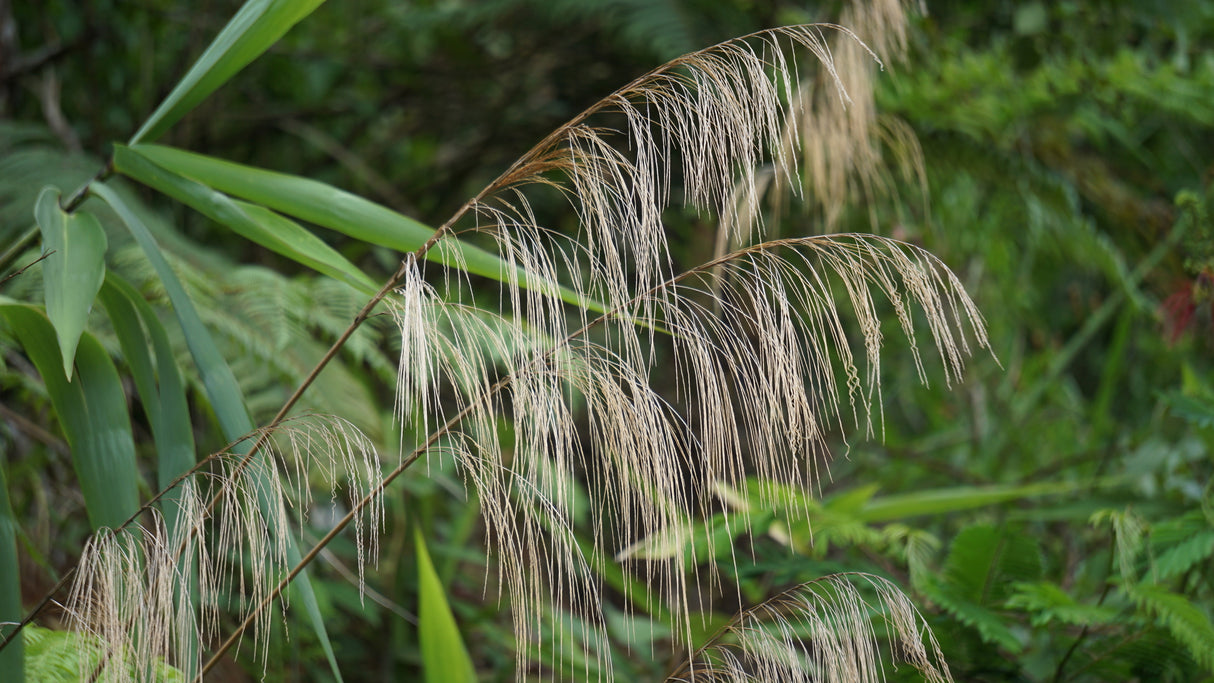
xmin=1126 ymin=582 xmax=1214 ymax=673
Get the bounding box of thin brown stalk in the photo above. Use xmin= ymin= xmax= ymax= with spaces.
xmin=0 ymin=249 xmax=52 ymax=288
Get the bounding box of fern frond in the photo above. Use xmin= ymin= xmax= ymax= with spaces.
xmin=1148 ymin=511 xmax=1214 ymax=581
xmin=912 ymin=524 xmax=1041 ymax=652
xmin=1126 ymin=582 xmax=1214 ymax=673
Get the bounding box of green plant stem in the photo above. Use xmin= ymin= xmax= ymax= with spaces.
xmin=60 ymin=161 xmax=113 ymax=214
xmin=1051 ymin=548 xmax=1117 ymax=682
xmin=0 ymin=226 xmax=40 ymax=276
xmin=0 ymin=250 xmax=53 ymax=288
xmin=1059 ymin=628 xmax=1148 ymax=683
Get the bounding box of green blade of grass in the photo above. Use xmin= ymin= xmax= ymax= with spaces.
xmin=98 ymin=275 xmax=196 ymax=499
xmin=854 ymin=480 xmax=1097 ymax=523
xmin=88 ymin=183 xmax=252 ymax=440
xmin=0 ymin=458 xmax=22 ymax=682
xmin=89 ymin=183 xmax=345 ymax=682
xmin=122 ymin=144 xmax=606 ymax=313
xmin=109 ymin=148 xmax=377 ymax=295
xmin=130 ymin=0 xmax=326 ymax=145
xmin=415 ymin=529 xmax=477 ymax=683
xmin=33 ymin=188 xmax=107 ymax=380
xmin=0 ymin=304 xmax=139 ymax=531
xmin=726 ymin=477 xmax=1109 ymax=526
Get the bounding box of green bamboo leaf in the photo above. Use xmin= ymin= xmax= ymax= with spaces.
xmin=129 ymin=0 xmax=326 ymax=145
xmin=89 ymin=183 xmax=345 ymax=681
xmin=98 ymin=275 xmax=196 ymax=496
xmin=0 ymin=460 xmax=22 ymax=682
xmin=0 ymin=304 xmax=139 ymax=531
xmin=107 ymin=149 xmax=377 ymax=295
xmin=120 ymin=144 xmax=604 ymax=313
xmin=721 ymin=478 xmax=1097 ymax=524
xmin=88 ymin=183 xmax=252 ymax=439
xmin=33 ymin=188 xmax=107 ymax=380
xmin=415 ymin=529 xmax=477 ymax=683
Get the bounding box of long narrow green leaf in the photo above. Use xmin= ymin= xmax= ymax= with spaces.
xmin=130 ymin=0 xmax=326 ymax=145
xmin=415 ymin=529 xmax=477 ymax=683
xmin=98 ymin=275 xmax=196 ymax=496
xmin=854 ymin=480 xmax=1093 ymax=523
xmin=33 ymin=188 xmax=107 ymax=380
xmin=88 ymin=183 xmax=252 ymax=440
xmin=0 ymin=459 xmax=22 ymax=682
xmin=88 ymin=184 xmax=344 ymax=681
xmin=0 ymin=304 xmax=139 ymax=531
xmin=107 ymin=149 xmax=376 ymax=295
xmin=121 ymin=144 xmax=603 ymax=312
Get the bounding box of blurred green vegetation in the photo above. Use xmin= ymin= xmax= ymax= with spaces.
xmin=1 ymin=1 xmax=1212 ymax=681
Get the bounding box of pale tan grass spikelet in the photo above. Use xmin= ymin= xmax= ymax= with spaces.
xmin=758 ymin=0 xmax=927 ymax=235
xmin=392 ymin=254 xmax=439 ymax=443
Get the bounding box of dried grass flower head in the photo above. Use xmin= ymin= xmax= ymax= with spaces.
xmin=387 ymin=19 xmax=986 ymax=680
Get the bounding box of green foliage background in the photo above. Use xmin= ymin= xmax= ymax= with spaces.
xmin=1 ymin=1 xmax=1212 ymax=681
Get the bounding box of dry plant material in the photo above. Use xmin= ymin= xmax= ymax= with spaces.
xmin=388 ymin=22 xmax=985 ymax=679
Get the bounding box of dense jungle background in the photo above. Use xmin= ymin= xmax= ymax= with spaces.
xmin=1 ymin=0 xmax=1212 ymax=681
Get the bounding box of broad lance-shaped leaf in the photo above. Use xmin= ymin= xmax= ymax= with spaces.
xmin=33 ymin=187 xmax=107 ymax=380
xmin=415 ymin=529 xmax=477 ymax=683
xmin=88 ymin=184 xmax=346 ymax=681
xmin=0 ymin=303 xmax=139 ymax=531
xmin=130 ymin=0 xmax=326 ymax=145
xmin=121 ymin=144 xmax=606 ymax=313
xmin=108 ymin=148 xmax=377 ymax=295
